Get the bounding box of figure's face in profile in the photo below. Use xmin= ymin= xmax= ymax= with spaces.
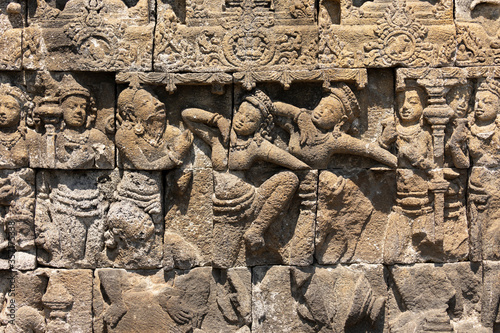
xmin=398 ymin=89 xmax=424 ymax=125
xmin=134 ymin=89 xmax=166 ymax=123
xmin=475 ymin=90 xmax=499 ymax=124
xmin=233 ymin=101 xmax=262 ymax=136
xmin=62 ymin=95 xmax=88 ymax=128
xmin=0 ymin=94 xmax=21 ymax=128
xmin=312 ymin=96 xmax=344 ymax=130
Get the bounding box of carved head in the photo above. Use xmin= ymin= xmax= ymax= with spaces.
xmin=58 ymin=75 xmax=95 ymax=129
xmin=447 ymin=81 xmax=473 ymax=119
xmin=0 ymin=83 xmax=29 ymax=130
xmin=474 ymin=78 xmax=500 ymax=125
xmin=118 ymin=87 xmax=166 ymax=127
xmin=397 ymin=87 xmax=426 ymax=126
xmin=234 ymin=90 xmax=274 ymax=142
xmin=315 ymin=83 xmax=360 ymax=133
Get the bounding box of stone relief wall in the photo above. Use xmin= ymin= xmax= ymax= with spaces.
xmin=0 ymin=0 xmax=500 ymax=332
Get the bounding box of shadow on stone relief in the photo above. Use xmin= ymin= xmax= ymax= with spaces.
xmin=252 ymin=265 xmax=386 ymax=333
xmin=93 ymin=267 xmax=251 ymax=333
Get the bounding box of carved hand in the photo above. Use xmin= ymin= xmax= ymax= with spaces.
xmin=449 ymin=122 xmax=469 ymax=147
xmin=379 ymin=119 xmax=397 ymax=148
xmin=217 ymin=117 xmax=231 ymax=145
xmin=103 ymin=302 xmax=128 ymax=328
xmin=164 ymin=296 xmax=192 ymax=325
xmin=172 ymin=130 xmax=194 ymax=161
xmin=296 ymin=111 xmax=317 ymax=146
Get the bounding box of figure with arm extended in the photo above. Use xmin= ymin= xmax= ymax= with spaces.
xmin=272 ymin=83 xmax=397 ymax=169
xmin=116 ymin=85 xmax=193 ymax=170
xmin=182 ymin=90 xmax=309 ymax=267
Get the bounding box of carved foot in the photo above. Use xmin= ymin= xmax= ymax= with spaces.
xmin=104 ymin=302 xmax=128 ymax=328
xmin=243 ymin=229 xmax=265 ymax=251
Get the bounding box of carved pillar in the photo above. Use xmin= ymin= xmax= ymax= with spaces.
xmin=417 ymin=77 xmax=457 ymax=245
xmin=35 ymin=100 xmax=62 ymax=169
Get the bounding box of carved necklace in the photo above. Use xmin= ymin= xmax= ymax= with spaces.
xmin=142 ymin=133 xmax=165 ymax=148
xmin=230 ymin=139 xmax=252 ymax=151
xmin=396 ymin=124 xmax=421 ymax=138
xmin=62 ymin=130 xmax=90 ymax=145
xmin=471 ymin=123 xmax=496 ymax=140
xmin=0 ymin=130 xmax=21 ymax=150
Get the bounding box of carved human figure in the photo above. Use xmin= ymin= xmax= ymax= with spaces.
xmin=448 ymin=78 xmax=500 ymax=259
xmin=103 ymin=171 xmax=162 ymax=268
xmin=272 ymin=83 xmax=397 ymax=169
xmin=28 ymin=74 xmax=114 ymax=169
xmin=0 ymin=84 xmax=29 ymax=169
xmin=116 ymin=85 xmax=193 ymax=170
xmin=379 ymin=87 xmax=437 ymax=264
xmin=182 ymin=90 xmax=309 ymax=267
xmin=35 ymin=172 xmax=108 ymax=268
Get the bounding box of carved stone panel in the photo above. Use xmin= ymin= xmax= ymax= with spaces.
xmin=0 ymin=1 xmax=24 ymax=70
xmin=155 ymin=0 xmax=318 ymax=73
xmin=316 ymin=169 xmax=396 ymax=265
xmin=35 ymin=170 xmax=115 ymax=268
xmin=35 ymin=169 xmax=165 ymax=269
xmin=102 ymin=170 xmax=163 ymax=269
xmin=387 ymin=263 xmax=485 ymax=332
xmin=455 ymin=0 xmax=500 ymax=66
xmin=116 ymin=75 xmax=232 ymax=170
xmin=318 ymin=0 xmax=456 ymax=68
xmin=1 ymin=269 xmax=93 ymax=333
xmin=24 ymin=0 xmax=154 ymax=71
xmin=26 ymin=72 xmax=115 ymax=169
xmin=93 ymin=267 xmax=251 ymax=332
xmin=252 ymin=265 xmax=387 ymax=333
xmin=211 ymin=169 xmax=316 ymax=268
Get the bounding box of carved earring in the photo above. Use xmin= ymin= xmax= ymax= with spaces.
xmin=134 ymin=121 xmax=145 ymax=136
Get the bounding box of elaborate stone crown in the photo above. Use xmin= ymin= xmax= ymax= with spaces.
xmin=0 ymin=83 xmax=28 ymax=107
xmin=330 ymin=82 xmax=360 ymax=121
xmin=58 ymin=74 xmax=90 ymax=102
xmin=478 ymin=78 xmax=500 ymax=99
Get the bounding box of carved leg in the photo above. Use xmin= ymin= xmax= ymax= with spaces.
xmin=83 ymin=217 xmax=105 ymax=267
xmin=383 ymin=210 xmax=412 ymax=264
xmin=98 ymin=269 xmax=128 ymax=329
xmin=243 ymin=171 xmax=299 ymax=251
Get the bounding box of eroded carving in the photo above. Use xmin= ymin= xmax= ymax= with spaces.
xmin=24 ymin=0 xmax=153 ymax=71
xmin=35 ymin=170 xmax=112 ymax=268
xmin=155 ymin=0 xmax=317 ymax=73
xmin=93 ymin=267 xmax=251 ymax=332
xmin=1 ymin=269 xmax=93 ymax=333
